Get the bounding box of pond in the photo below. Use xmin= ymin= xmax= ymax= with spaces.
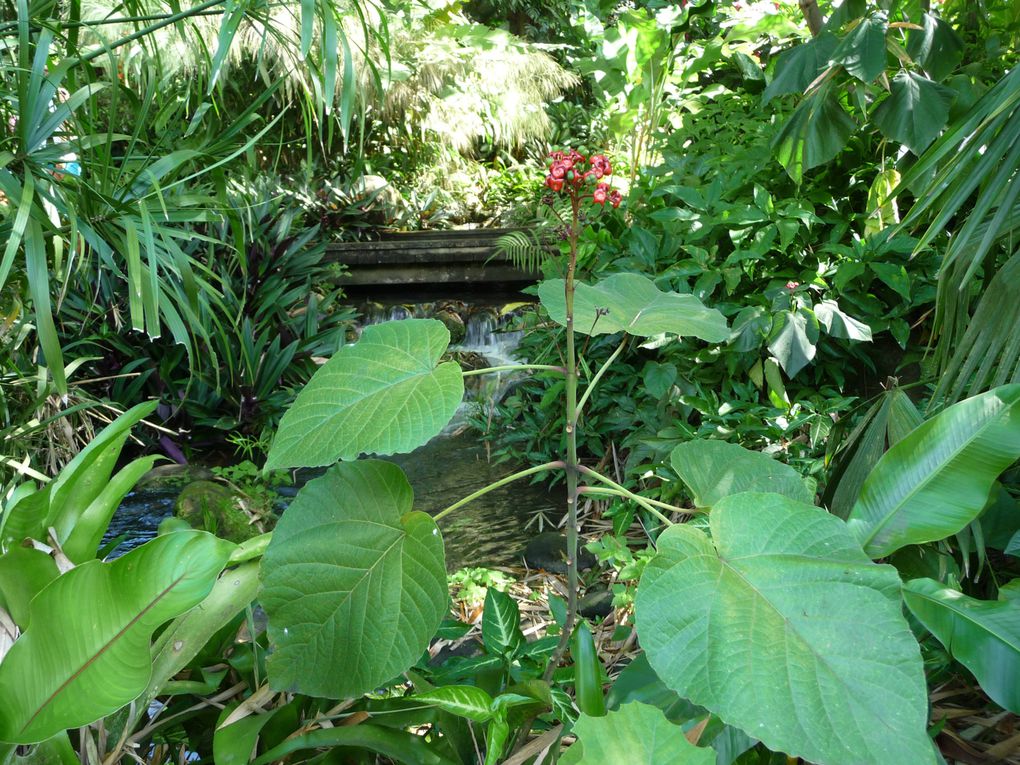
xmin=104 ymin=297 xmax=564 ymax=571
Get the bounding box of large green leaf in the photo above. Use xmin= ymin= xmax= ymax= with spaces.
xmin=773 ymin=86 xmax=857 ymax=183
xmin=266 ymin=320 xmax=464 ymax=470
xmin=560 ymin=702 xmax=713 ymax=765
xmin=0 ymin=402 xmax=157 ymax=550
xmin=0 ymin=531 xmax=233 ymax=743
xmin=251 ymin=725 xmax=457 ymax=765
xmin=763 ymin=32 xmax=839 ymax=104
xmin=670 ymin=439 xmax=814 ymax=508
xmin=873 ymin=71 xmax=954 ymax=154
xmin=830 ymin=13 xmax=888 ymax=82
xmin=142 ymin=561 xmax=261 ymax=710
xmin=538 ymin=274 xmax=728 ymax=342
xmin=259 ymin=460 xmax=447 ymax=698
xmin=814 ymin=300 xmax=873 ymax=341
xmin=62 ymin=456 xmax=159 ymax=564
xmin=906 ymin=12 xmax=964 ymax=82
xmin=846 ymin=385 xmax=1020 ymax=558
xmin=635 ymin=493 xmax=934 ymax=765
xmin=903 ymin=578 xmax=1020 ymax=713
xmin=767 ymin=308 xmax=819 ymax=377
xmin=0 ymin=547 xmax=57 ymax=628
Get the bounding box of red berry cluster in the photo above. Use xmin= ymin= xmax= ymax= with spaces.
xmin=545 ymin=150 xmax=622 ymax=208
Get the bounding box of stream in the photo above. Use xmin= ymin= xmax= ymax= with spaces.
xmin=104 ymin=298 xmax=564 ymax=571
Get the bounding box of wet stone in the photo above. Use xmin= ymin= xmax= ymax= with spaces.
xmin=523 ymin=532 xmax=596 ymax=574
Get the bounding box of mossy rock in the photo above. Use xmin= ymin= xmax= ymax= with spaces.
xmin=138 ymin=463 xmax=215 ymax=489
xmin=434 ymin=309 xmax=466 ymax=345
xmin=173 ymin=480 xmax=262 ymax=543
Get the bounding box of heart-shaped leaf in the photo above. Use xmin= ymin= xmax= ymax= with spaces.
xmin=873 ymin=71 xmax=954 ymax=154
xmin=538 ymin=274 xmax=728 ymax=342
xmin=773 ymin=86 xmax=857 ymax=183
xmin=0 ymin=531 xmax=233 ymax=743
xmin=903 ymin=578 xmax=1020 ymax=713
xmin=259 ymin=460 xmax=447 ymax=698
xmin=560 ymin=702 xmax=713 ymax=765
xmin=814 ymin=300 xmax=873 ymax=342
xmin=636 ymin=493 xmax=934 ymax=765
xmin=671 ymin=439 xmax=815 ymax=508
xmin=846 ymin=385 xmax=1020 ymax=558
xmin=266 ymin=320 xmax=464 ymax=470
xmin=830 ymin=12 xmax=888 ymax=82
xmin=767 ymin=308 xmax=819 ymax=377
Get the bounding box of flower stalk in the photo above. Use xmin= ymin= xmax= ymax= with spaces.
xmin=539 ymin=149 xmax=620 ymax=683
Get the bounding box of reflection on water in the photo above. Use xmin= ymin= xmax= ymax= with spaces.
xmin=105 ymin=301 xmax=562 ymax=570
xmin=388 ymin=430 xmax=562 ymax=570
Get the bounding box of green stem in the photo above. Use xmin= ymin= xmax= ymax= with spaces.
xmin=461 ymin=364 xmax=565 ymax=377
xmin=577 ymin=465 xmax=686 ymax=525
xmin=544 ymin=195 xmax=582 ymax=685
xmin=576 ymin=486 xmax=679 ymax=526
xmin=575 ymin=335 xmax=627 ymax=417
xmin=433 ymin=461 xmax=564 ymax=522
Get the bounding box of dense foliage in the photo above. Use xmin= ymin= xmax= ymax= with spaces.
xmin=1 ymin=0 xmax=1020 ymax=764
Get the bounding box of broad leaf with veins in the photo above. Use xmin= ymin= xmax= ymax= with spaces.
xmin=259 ymin=460 xmax=447 ymax=698
xmin=266 ymin=319 xmax=463 ymax=470
xmin=636 ymin=492 xmax=935 ymax=765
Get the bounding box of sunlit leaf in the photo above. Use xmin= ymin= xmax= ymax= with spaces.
xmin=814 ymin=300 xmax=873 ymax=341
xmin=636 ymin=493 xmax=935 ymax=765
xmin=259 ymin=461 xmax=447 ymax=698
xmin=767 ymin=308 xmax=819 ymax=377
xmin=846 ymin=385 xmax=1020 ymax=558
xmin=538 ymin=273 xmax=728 ymax=342
xmin=561 ymin=703 xmax=713 ymax=765
xmin=671 ymin=439 xmax=814 ymax=508
xmin=266 ymin=320 xmax=464 ymax=470
xmin=903 ymin=578 xmax=1020 ymax=713
xmin=0 ymin=532 xmax=233 ymax=743
xmin=412 ymin=686 xmax=494 ymax=723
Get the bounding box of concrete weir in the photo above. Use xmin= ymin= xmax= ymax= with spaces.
xmin=324 ymin=228 xmax=540 ymax=287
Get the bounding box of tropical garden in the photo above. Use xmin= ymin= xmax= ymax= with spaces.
xmin=1 ymin=0 xmax=1019 ymax=762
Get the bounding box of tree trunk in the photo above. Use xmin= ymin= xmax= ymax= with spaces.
xmin=799 ymin=0 xmax=825 ymax=36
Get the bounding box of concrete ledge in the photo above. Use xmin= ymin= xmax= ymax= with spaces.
xmin=324 ymin=228 xmax=542 ymax=286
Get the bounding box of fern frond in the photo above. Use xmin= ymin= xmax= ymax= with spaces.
xmin=493 ymin=231 xmax=548 ymax=273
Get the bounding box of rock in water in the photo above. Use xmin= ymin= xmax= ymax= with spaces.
xmin=174 ymin=480 xmax=260 ymax=543
xmin=523 ymin=532 xmax=596 ymax=574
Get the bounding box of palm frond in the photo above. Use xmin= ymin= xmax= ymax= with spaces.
xmin=896 ymin=65 xmax=1020 ymax=382
xmin=935 ymin=247 xmax=1020 ymax=405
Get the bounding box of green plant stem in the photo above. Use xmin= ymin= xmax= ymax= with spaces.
xmin=432 ymin=461 xmax=564 ymax=521
xmin=577 ymin=485 xmax=679 ymax=526
xmin=575 ymin=335 xmax=627 ymax=417
xmin=577 ymin=465 xmax=684 ymax=525
xmin=461 ymin=364 xmax=565 ymax=377
xmin=544 ymin=195 xmax=582 ymax=685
